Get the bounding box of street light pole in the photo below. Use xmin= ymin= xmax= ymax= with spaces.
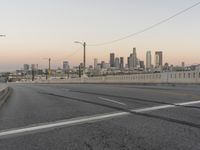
xmin=83 ymin=42 xmax=86 ymax=70
xmin=74 ymin=41 xmax=87 ymax=76
xmin=43 ymin=58 xmax=51 ymax=79
xmin=48 ymin=58 xmax=51 ymax=76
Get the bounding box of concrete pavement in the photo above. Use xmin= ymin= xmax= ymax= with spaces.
xmin=0 ymin=83 xmax=200 ymax=150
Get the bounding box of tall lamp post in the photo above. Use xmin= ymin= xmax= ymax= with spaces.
xmin=43 ymin=58 xmax=51 ymax=79
xmin=1 ymin=34 xmax=6 ymax=81
xmin=74 ymin=41 xmax=86 ymax=76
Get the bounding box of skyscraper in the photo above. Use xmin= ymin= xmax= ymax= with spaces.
xmin=94 ymin=58 xmax=98 ymax=70
xmin=129 ymin=54 xmax=133 ymax=68
xmin=120 ymin=57 xmax=124 ymax=70
xmin=146 ymin=51 xmax=152 ymax=71
xmin=155 ymin=51 xmax=163 ymax=68
xmin=110 ymin=53 xmax=115 ymax=67
xmin=127 ymin=57 xmax=130 ymax=68
xmin=115 ymin=57 xmax=120 ymax=69
xmin=128 ymin=48 xmax=138 ymax=69
xmin=133 ymin=47 xmax=137 ymax=68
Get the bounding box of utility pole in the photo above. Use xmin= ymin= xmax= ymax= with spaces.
xmin=83 ymin=42 xmax=86 ymax=71
xmin=32 ymin=68 xmax=35 ymax=81
xmin=74 ymin=41 xmax=87 ymax=76
xmin=78 ymin=65 xmax=81 ymax=77
xmin=48 ymin=58 xmax=51 ymax=76
xmin=43 ymin=58 xmax=51 ymax=79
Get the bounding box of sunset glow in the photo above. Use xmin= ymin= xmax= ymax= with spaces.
xmin=0 ymin=0 xmax=200 ymax=71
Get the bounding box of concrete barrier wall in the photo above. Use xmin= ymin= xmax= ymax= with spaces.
xmin=0 ymin=84 xmax=9 ymax=107
xmin=33 ymin=71 xmax=200 ymax=84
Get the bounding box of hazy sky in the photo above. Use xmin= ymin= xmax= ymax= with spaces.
xmin=0 ymin=0 xmax=200 ymax=71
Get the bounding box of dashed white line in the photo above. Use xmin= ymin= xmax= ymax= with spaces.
xmin=175 ymin=100 xmax=200 ymax=106
xmin=133 ymin=105 xmax=175 ymax=113
xmin=0 ymin=100 xmax=200 ymax=139
xmin=98 ymin=97 xmax=126 ymax=106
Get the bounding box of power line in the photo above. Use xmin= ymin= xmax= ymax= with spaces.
xmin=54 ymin=48 xmax=81 ymax=62
xmin=88 ymin=1 xmax=200 ymax=46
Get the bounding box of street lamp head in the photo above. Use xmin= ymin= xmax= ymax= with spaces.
xmin=0 ymin=35 xmax=6 ymax=37
xmin=74 ymin=41 xmax=83 ymax=45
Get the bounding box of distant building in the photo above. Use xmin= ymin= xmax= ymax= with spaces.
xmin=80 ymin=63 xmax=84 ymax=69
xmin=31 ymin=64 xmax=34 ymax=70
xmin=94 ymin=58 xmax=98 ymax=70
xmin=181 ymin=62 xmax=185 ymax=71
xmin=127 ymin=57 xmax=130 ymax=68
xmin=155 ymin=51 xmax=163 ymax=68
xmin=195 ymin=64 xmax=200 ymax=71
xmin=132 ymin=47 xmax=137 ymax=68
xmin=24 ymin=64 xmax=29 ymax=72
xmin=31 ymin=64 xmax=38 ymax=70
xmin=120 ymin=57 xmax=124 ymax=70
xmin=139 ymin=61 xmax=145 ymax=70
xmin=125 ymin=64 xmax=129 ymax=69
xmin=96 ymin=63 xmax=102 ymax=70
xmin=181 ymin=62 xmax=185 ymax=67
xmin=129 ymin=54 xmax=133 ymax=69
xmin=63 ymin=61 xmax=70 ymax=71
xmin=105 ymin=63 xmax=110 ymax=69
xmin=101 ymin=61 xmax=106 ymax=69
xmin=128 ymin=48 xmax=138 ymax=69
xmin=163 ymin=63 xmax=169 ymax=71
xmin=89 ymin=65 xmax=93 ymax=69
xmin=110 ymin=53 xmax=115 ymax=67
xmin=146 ymin=51 xmax=152 ymax=71
xmin=115 ymin=57 xmax=120 ymax=69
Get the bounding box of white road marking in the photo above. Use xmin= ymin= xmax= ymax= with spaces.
xmin=98 ymin=97 xmax=126 ymax=106
xmin=1 ymin=100 xmax=200 ymax=139
xmin=133 ymin=105 xmax=175 ymax=113
xmin=0 ymin=112 xmax=129 ymax=139
xmin=175 ymin=100 xmax=200 ymax=106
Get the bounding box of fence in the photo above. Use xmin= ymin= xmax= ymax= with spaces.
xmin=0 ymin=84 xmax=9 ymax=107
xmin=33 ymin=70 xmax=200 ymax=84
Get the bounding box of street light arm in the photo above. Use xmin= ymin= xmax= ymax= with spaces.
xmin=74 ymin=41 xmax=84 ymax=46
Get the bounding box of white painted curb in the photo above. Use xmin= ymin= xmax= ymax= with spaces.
xmin=0 ymin=85 xmax=10 ymax=107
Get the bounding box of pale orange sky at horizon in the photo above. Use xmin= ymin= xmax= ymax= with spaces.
xmin=0 ymin=0 xmax=200 ymax=71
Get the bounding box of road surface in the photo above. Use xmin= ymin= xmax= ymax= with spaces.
xmin=0 ymin=83 xmax=200 ymax=150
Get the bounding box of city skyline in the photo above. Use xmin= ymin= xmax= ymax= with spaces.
xmin=17 ymin=49 xmax=192 ymax=72
xmin=0 ymin=0 xmax=200 ymax=71
xmin=1 ymin=47 xmax=198 ymax=72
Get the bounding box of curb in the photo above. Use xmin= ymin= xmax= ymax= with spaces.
xmin=0 ymin=86 xmax=11 ymax=108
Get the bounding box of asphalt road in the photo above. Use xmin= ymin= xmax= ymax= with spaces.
xmin=0 ymin=83 xmax=200 ymax=150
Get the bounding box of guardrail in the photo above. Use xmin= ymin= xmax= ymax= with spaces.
xmin=0 ymin=84 xmax=10 ymax=107
xmin=23 ymin=70 xmax=200 ymax=84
